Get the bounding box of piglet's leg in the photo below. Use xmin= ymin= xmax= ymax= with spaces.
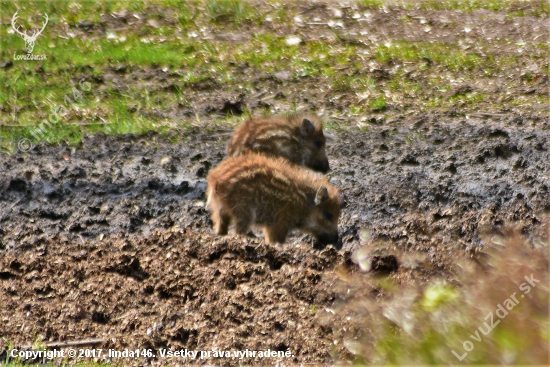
xmin=213 ymin=209 xmax=231 ymax=235
xmin=263 ymin=225 xmax=289 ymax=245
xmin=232 ymin=207 xmax=252 ymax=235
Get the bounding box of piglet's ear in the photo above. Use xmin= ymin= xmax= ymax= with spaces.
xmin=315 ymin=185 xmax=329 ymax=206
xmin=301 ymin=118 xmax=316 ymax=137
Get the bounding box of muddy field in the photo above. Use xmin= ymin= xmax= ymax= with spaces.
xmin=1 ymin=1 xmax=549 ymax=365
xmin=1 ymin=118 xmax=548 ymax=364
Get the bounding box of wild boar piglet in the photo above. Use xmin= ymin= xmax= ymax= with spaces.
xmin=207 ymin=154 xmax=340 ymax=245
xmin=227 ymin=114 xmax=330 ymax=173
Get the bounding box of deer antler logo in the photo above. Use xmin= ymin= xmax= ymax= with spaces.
xmin=11 ymin=11 xmax=48 ymax=54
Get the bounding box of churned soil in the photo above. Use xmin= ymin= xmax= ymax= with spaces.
xmin=1 ymin=1 xmax=549 ymax=365
xmin=1 ymin=116 xmax=548 ymax=364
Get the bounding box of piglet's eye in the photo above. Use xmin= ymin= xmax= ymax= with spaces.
xmin=315 ymin=141 xmax=324 ymax=149
xmin=323 ymin=211 xmax=334 ymax=221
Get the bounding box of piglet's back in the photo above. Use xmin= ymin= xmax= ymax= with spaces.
xmin=226 ymin=114 xmax=330 ymax=173
xmin=208 ymin=154 xmax=332 ymax=204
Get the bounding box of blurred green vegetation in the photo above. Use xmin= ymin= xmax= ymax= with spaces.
xmin=336 ymin=227 xmax=549 ymax=364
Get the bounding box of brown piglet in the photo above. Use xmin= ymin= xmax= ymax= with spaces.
xmin=207 ymin=154 xmax=340 ymax=245
xmin=226 ymin=114 xmax=330 ymax=173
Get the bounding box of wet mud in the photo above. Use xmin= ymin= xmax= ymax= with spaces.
xmin=1 ymin=116 xmax=548 ymax=364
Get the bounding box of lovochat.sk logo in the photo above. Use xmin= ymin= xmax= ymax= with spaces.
xmin=11 ymin=10 xmax=48 ymax=60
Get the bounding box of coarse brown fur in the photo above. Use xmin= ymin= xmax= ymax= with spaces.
xmin=207 ymin=154 xmax=340 ymax=245
xmin=226 ymin=114 xmax=330 ymax=173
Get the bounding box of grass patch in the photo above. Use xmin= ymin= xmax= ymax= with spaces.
xmin=370 ymin=96 xmax=387 ymax=110
xmin=375 ymin=41 xmax=485 ymax=71
xmin=0 ymin=0 xmax=546 ymax=152
xmin=357 ymin=0 xmax=384 ymax=8
xmin=419 ymin=0 xmax=521 ymax=11
xmin=357 ymin=0 xmax=549 ymax=16
xmin=204 ymin=0 xmax=257 ymax=24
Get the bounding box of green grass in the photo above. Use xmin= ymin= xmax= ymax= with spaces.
xmin=419 ymin=0 xmax=526 ymax=11
xmin=0 ymin=0 xmax=547 ymax=152
xmin=418 ymin=0 xmax=550 ymax=15
xmin=375 ymin=41 xmax=484 ymax=71
xmin=370 ymin=96 xmax=387 ymax=110
xmin=357 ymin=0 xmax=384 ymax=8
xmin=358 ymin=0 xmax=550 ymax=15
xmin=205 ymin=0 xmax=258 ymax=24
